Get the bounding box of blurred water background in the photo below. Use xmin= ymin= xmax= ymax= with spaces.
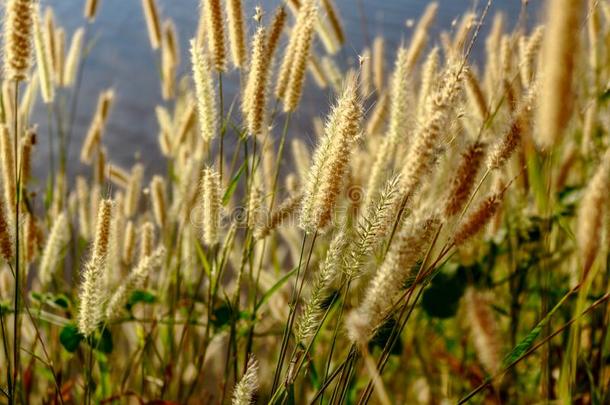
xmin=31 ymin=0 xmax=540 ymax=180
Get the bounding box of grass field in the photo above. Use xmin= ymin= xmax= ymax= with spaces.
xmin=0 ymin=0 xmax=609 ymax=403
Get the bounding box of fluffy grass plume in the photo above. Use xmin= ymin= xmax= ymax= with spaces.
xmin=33 ymin=9 xmax=55 ymax=103
xmin=577 ymin=149 xmax=610 ymax=276
xmin=345 ymin=174 xmax=401 ymax=279
xmin=364 ymin=47 xmax=414 ymax=211
xmin=3 ymin=1 xmax=610 ymax=403
xmin=53 ymin=27 xmax=65 ymax=86
xmin=84 ymin=0 xmax=100 ymax=21
xmin=80 ymin=89 xmax=114 ymax=164
xmin=0 ymin=194 xmax=12 ymax=261
xmin=105 ymin=247 xmax=165 ymax=321
xmin=266 ymin=6 xmax=287 ymax=59
xmin=404 ymin=2 xmax=438 ymax=71
xmin=191 ymin=39 xmax=218 ymax=142
xmin=399 ymin=63 xmax=462 ymax=205
xmin=141 ymin=0 xmax=162 ymax=50
xmin=535 ymin=0 xmax=583 ymax=149
xmin=346 ymin=215 xmax=440 ymax=344
xmin=321 ymin=0 xmax=344 ymax=46
xmin=150 ymin=175 xmax=167 ymax=228
xmin=232 ymin=356 xmax=259 ymax=405
xmin=63 ymin=27 xmax=84 ymax=87
xmin=38 ymin=213 xmax=68 ymax=286
xmin=200 ymin=166 xmax=221 ymax=246
xmin=283 ymin=0 xmax=317 ymax=112
xmin=3 ymin=0 xmax=35 ymax=81
xmin=372 ymin=36 xmax=385 ymax=92
xmin=464 ymin=287 xmax=503 ymax=375
xmin=226 ymin=0 xmax=247 ymax=68
xmin=454 ymin=191 xmax=503 ymax=246
xmin=0 ymin=125 xmax=16 ymax=213
xmin=78 ymin=199 xmax=113 ymax=336
xmin=444 ymin=142 xmax=486 ymax=217
xmin=243 ymin=26 xmax=271 ymax=137
xmin=296 ymin=230 xmax=346 ymax=342
xmin=202 ymin=0 xmax=226 ymax=72
xmin=300 ymin=75 xmax=363 ymax=233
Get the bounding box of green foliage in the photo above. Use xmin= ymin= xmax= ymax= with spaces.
xmin=126 ymin=289 xmax=157 ymax=311
xmin=59 ymin=323 xmax=113 ymax=354
xmin=422 ymin=264 xmax=482 ymax=319
xmin=91 ymin=327 xmax=114 ymax=354
xmin=222 ymin=162 xmax=246 ymax=206
xmin=31 ymin=292 xmax=72 ymax=310
xmin=369 ymin=317 xmax=402 ymax=355
xmin=0 ymin=300 xmax=12 ymax=316
xmin=210 ymin=301 xmax=233 ymax=328
xmin=254 ymin=266 xmax=298 ymax=312
xmin=6 ymin=1 xmax=609 ymax=403
xmin=502 ymin=324 xmax=542 ymax=366
xmin=59 ymin=323 xmax=83 ymax=353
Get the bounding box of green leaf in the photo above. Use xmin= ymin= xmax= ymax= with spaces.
xmin=455 ymin=263 xmax=484 ymax=287
xmin=0 ymin=301 xmax=12 ymax=316
xmin=126 ymin=290 xmax=157 ymax=310
xmin=84 ymin=327 xmax=114 ymax=354
xmin=31 ymin=292 xmax=71 ymax=310
xmin=422 ymin=268 xmax=466 ymax=319
xmin=96 ymin=352 xmax=111 ymax=398
xmin=59 ymin=323 xmax=83 ymax=353
xmin=210 ymin=301 xmax=233 ymax=328
xmin=502 ymin=324 xmax=542 ymax=366
xmin=526 ymin=151 xmax=548 ymax=211
xmin=308 ymin=359 xmax=320 ymax=390
xmin=53 ymin=294 xmax=71 ymax=309
xmin=31 ymin=292 xmax=44 ymax=302
xmin=194 ymin=239 xmax=212 ymax=277
xmin=212 ymin=303 xmax=233 ymax=328
xmin=95 ymin=327 xmax=114 ymax=354
xmin=222 ymin=162 xmax=245 ymax=206
xmin=254 ymin=266 xmax=299 ymax=312
xmin=502 ymin=288 xmax=575 ymax=367
xmin=287 ymin=384 xmax=295 ymax=405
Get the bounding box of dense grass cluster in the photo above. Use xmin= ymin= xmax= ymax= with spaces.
xmin=0 ymin=0 xmax=609 ymax=403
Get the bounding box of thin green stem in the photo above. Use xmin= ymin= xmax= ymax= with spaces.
xmin=358 ymin=224 xmax=444 ymax=405
xmin=1 ymin=308 xmax=12 ymax=404
xmin=46 ymin=104 xmax=56 ymax=203
xmin=271 ymin=233 xmax=308 ymax=393
xmin=539 ymin=151 xmax=555 ymax=400
xmin=276 ymin=232 xmax=319 ymax=395
xmin=11 ymin=80 xmax=21 ymax=405
xmin=175 ymin=243 xmax=214 ymax=395
xmin=242 ymin=112 xmax=293 ymax=372
xmin=308 ymin=351 xmax=354 ymax=405
xmin=459 ymin=292 xmax=609 ymax=404
xmin=85 ymin=336 xmax=94 ymax=405
xmin=283 ymin=285 xmax=343 ymax=395
xmin=218 ymin=72 xmax=224 ymax=182
xmin=183 ymin=245 xmax=220 ymax=403
xmin=320 ymin=279 xmax=352 ymax=404
xmin=333 ymin=346 xmax=358 ymax=404
xmin=270 ymin=113 xmax=291 ymax=210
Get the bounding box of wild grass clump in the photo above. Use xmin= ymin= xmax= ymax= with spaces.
xmin=0 ymin=0 xmax=609 ymax=404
